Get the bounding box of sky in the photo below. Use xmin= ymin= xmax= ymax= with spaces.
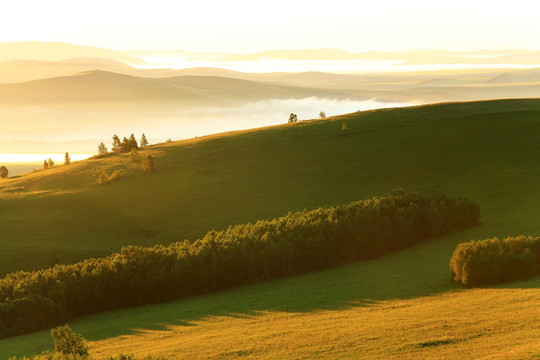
xmin=1 ymin=0 xmax=539 ymax=53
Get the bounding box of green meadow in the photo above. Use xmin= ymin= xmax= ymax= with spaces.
xmin=1 ymin=99 xmax=540 ymax=358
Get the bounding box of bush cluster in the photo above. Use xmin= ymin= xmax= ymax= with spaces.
xmin=97 ymin=169 xmax=126 ymax=185
xmin=450 ymin=235 xmax=540 ymax=287
xmin=0 ymin=191 xmax=479 ymax=339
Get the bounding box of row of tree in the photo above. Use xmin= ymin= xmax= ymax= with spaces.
xmin=98 ymin=134 xmax=149 ymax=156
xmin=42 ymin=153 xmax=72 ymax=169
xmin=0 ymin=190 xmax=480 ymax=339
xmin=450 ymin=235 xmax=540 ymax=287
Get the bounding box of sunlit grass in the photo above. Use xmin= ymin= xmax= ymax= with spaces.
xmin=1 ymin=99 xmax=540 ymax=358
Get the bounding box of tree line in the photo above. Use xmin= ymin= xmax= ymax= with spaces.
xmin=97 ymin=134 xmax=148 ymax=156
xmin=0 ymin=190 xmax=479 ymax=339
xmin=450 ymin=235 xmax=540 ymax=287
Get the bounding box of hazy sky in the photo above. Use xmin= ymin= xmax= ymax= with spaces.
xmin=1 ymin=0 xmax=539 ymax=52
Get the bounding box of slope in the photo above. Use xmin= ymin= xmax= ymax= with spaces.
xmin=1 ymin=99 xmax=540 ymax=358
xmin=1 ymin=99 xmax=540 ymax=275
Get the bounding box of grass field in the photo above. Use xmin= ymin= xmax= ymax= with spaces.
xmin=1 ymin=99 xmax=540 ymax=358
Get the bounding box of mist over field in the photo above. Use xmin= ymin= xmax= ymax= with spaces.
xmin=0 ymin=97 xmax=413 ymax=170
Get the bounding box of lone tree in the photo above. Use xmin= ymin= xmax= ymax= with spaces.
xmin=319 ymin=111 xmax=326 ymax=119
xmin=288 ymin=113 xmax=298 ymax=123
xmin=98 ymin=142 xmax=108 ymax=156
xmin=48 ymin=157 xmax=55 ymax=168
xmin=142 ymin=154 xmax=155 ymax=173
xmin=0 ymin=165 xmax=8 ymax=179
xmin=50 ymin=324 xmax=88 ymax=356
xmin=43 ymin=159 xmax=49 ymax=169
xmin=140 ymin=133 xmax=149 ymax=148
xmin=64 ymin=152 xmax=71 ymax=165
xmin=112 ymin=135 xmax=122 ymax=153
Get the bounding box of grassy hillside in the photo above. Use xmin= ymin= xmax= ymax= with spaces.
xmin=1 ymin=99 xmax=540 ymax=276
xmin=1 ymin=99 xmax=540 ymax=358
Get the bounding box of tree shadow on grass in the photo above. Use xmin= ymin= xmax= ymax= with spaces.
xmin=74 ymin=242 xmax=467 ymax=342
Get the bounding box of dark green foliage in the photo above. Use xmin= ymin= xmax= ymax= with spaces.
xmin=115 ymin=134 xmax=139 ymax=153
xmin=288 ymin=113 xmax=298 ymax=123
xmin=0 ymin=165 xmax=8 ymax=179
xmin=64 ymin=153 xmax=71 ymax=166
xmin=0 ymin=191 xmax=479 ymax=339
xmin=450 ymin=235 xmax=540 ymax=287
xmin=141 ymin=155 xmax=154 ymax=173
xmin=97 ymin=170 xmax=127 ymax=185
xmin=50 ymin=325 xmax=88 ymax=356
xmin=319 ymin=111 xmax=326 ymax=119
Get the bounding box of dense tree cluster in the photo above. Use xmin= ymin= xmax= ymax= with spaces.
xmin=0 ymin=191 xmax=479 ymax=339
xmin=450 ymin=235 xmax=540 ymax=287
xmin=111 ymin=134 xmax=147 ymax=154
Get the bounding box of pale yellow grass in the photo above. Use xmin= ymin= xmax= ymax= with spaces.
xmin=89 ymin=289 xmax=540 ymax=360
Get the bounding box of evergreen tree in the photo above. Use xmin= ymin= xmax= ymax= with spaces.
xmin=0 ymin=165 xmax=7 ymax=179
xmin=112 ymin=135 xmax=121 ymax=153
xmin=319 ymin=111 xmax=326 ymax=119
xmin=98 ymin=142 xmax=108 ymax=155
xmin=43 ymin=159 xmax=49 ymax=169
xmin=288 ymin=113 xmax=298 ymax=123
xmin=129 ymin=133 xmax=139 ymax=150
xmin=64 ymin=152 xmax=71 ymax=166
xmin=121 ymin=137 xmax=131 ymax=153
xmin=140 ymin=133 xmax=149 ymax=148
xmin=48 ymin=158 xmax=55 ymax=167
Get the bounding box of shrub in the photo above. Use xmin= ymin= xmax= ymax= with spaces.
xmin=450 ymin=235 xmax=540 ymax=287
xmin=141 ymin=155 xmax=154 ymax=173
xmin=97 ymin=169 xmax=127 ymax=185
xmin=129 ymin=149 xmax=141 ymax=163
xmin=0 ymin=165 xmax=8 ymax=178
xmin=50 ymin=324 xmax=88 ymax=356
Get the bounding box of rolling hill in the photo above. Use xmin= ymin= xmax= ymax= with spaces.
xmin=1 ymin=99 xmax=540 ymax=358
xmin=0 ymin=41 xmax=145 ymax=64
xmin=0 ymin=70 xmax=354 ymax=108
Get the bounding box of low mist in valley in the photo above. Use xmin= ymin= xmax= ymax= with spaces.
xmin=1 ymin=97 xmax=413 ymax=174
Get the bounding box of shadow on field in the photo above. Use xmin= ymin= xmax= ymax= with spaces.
xmin=76 ymin=229 xmax=480 ymax=342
